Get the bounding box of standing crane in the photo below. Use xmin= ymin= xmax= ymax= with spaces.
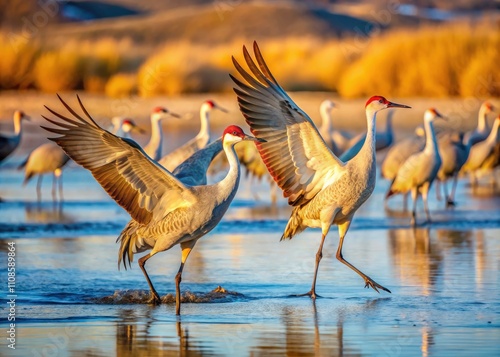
xmin=19 ymin=142 xmax=70 ymax=202
xmin=340 ymin=109 xmax=396 ymax=162
xmin=143 ymin=107 xmax=180 ymax=161
xmin=461 ymin=115 xmax=500 ymax=188
xmin=386 ymin=109 xmax=444 ymax=225
xmin=231 ymin=42 xmax=410 ymax=297
xmin=381 ymin=126 xmax=426 ymax=210
xmin=0 ymin=110 xmax=30 ymax=164
xmin=111 ymin=118 xmax=145 ymax=138
xmin=318 ymin=99 xmax=361 ymax=156
xmin=464 ymin=102 xmax=494 ymax=146
xmin=436 ymin=131 xmax=469 ymax=206
xmin=41 ymin=95 xmax=263 ymax=315
xmin=159 ymin=100 xmax=227 ymax=171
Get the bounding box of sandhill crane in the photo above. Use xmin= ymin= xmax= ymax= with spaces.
xmin=461 ymin=115 xmax=500 ymax=187
xmin=41 ymin=95 xmax=263 ymax=315
xmin=111 ymin=118 xmax=145 ymax=138
xmin=19 ymin=142 xmax=70 ymax=202
xmin=386 ymin=109 xmax=444 ymax=225
xmin=231 ymin=42 xmax=410 ymax=297
xmin=436 ymin=131 xmax=469 ymax=206
xmin=110 ymin=116 xmax=125 ymax=134
xmin=340 ymin=109 xmax=396 ymax=162
xmin=159 ymin=100 xmax=227 ymax=171
xmin=318 ymin=99 xmax=362 ymax=156
xmin=464 ymin=102 xmax=494 ymax=146
xmin=381 ymin=125 xmax=426 ymax=209
xmin=143 ymin=107 xmax=180 ymax=161
xmin=0 ymin=110 xmax=30 ymax=163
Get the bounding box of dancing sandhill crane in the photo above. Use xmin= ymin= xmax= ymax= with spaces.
xmin=41 ymin=95 xmax=263 ymax=315
xmin=340 ymin=109 xmax=396 ymax=162
xmin=386 ymin=108 xmax=444 ymax=225
xmin=19 ymin=142 xmax=70 ymax=202
xmin=0 ymin=110 xmax=30 ymax=163
xmin=318 ymin=99 xmax=361 ymax=156
xmin=159 ymin=100 xmax=227 ymax=171
xmin=143 ymin=106 xmax=180 ymax=161
xmin=436 ymin=131 xmax=469 ymax=206
xmin=464 ymin=102 xmax=494 ymax=146
xmin=231 ymin=42 xmax=410 ymax=297
xmin=461 ymin=115 xmax=500 ymax=187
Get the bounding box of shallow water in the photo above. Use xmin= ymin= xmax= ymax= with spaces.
xmin=1 ymin=156 xmax=500 ymax=356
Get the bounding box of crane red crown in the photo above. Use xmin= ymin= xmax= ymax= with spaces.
xmin=205 ymin=100 xmax=215 ymax=108
xmin=223 ymin=125 xmax=245 ymax=138
xmin=152 ymin=106 xmax=167 ymax=113
xmin=365 ymin=96 xmax=388 ymax=107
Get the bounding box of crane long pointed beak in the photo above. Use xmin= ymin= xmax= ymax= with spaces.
xmin=132 ymin=126 xmax=146 ymax=134
xmin=437 ymin=113 xmax=448 ymax=121
xmin=388 ymin=101 xmax=411 ymax=109
xmin=216 ymin=105 xmax=229 ymax=113
xmin=169 ymin=112 xmax=181 ymax=119
xmin=244 ymin=134 xmax=266 ymax=143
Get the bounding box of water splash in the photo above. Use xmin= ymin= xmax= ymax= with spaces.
xmin=94 ymin=286 xmax=244 ymax=304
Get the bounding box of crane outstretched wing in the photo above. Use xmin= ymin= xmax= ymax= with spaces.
xmin=173 ymin=138 xmax=223 ymax=186
xmin=159 ymin=136 xmax=204 ymax=172
xmin=42 ymin=95 xmax=197 ymax=224
xmin=231 ymin=41 xmax=344 ymax=206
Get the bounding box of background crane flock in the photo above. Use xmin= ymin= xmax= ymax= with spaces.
xmin=0 ymin=42 xmax=499 ymax=315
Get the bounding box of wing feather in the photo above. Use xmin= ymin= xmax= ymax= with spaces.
xmin=41 ymin=95 xmax=196 ymax=224
xmin=231 ymin=44 xmax=343 ymax=206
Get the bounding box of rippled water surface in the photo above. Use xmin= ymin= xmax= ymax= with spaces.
xmin=1 ymin=155 xmax=500 ymax=357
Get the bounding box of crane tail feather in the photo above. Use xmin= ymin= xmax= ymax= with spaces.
xmin=281 ymin=207 xmax=305 ymax=241
xmin=117 ymin=222 xmax=138 ymax=271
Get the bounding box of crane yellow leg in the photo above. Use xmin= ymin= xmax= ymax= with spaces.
xmin=138 ymin=253 xmax=161 ymax=305
xmin=336 ymin=220 xmax=391 ymax=293
xmin=410 ymin=187 xmax=418 ymax=226
xmin=422 ymin=182 xmax=432 ymax=224
xmin=175 ymin=240 xmax=197 ymax=316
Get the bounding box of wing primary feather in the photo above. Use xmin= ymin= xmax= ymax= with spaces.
xmin=43 ymin=106 xmax=82 ymax=126
xmin=242 ymin=45 xmax=270 ymax=87
xmin=41 ymin=116 xmax=74 ymax=129
xmin=76 ymin=94 xmax=100 ymax=128
xmin=56 ymin=94 xmax=89 ymax=125
xmin=40 ymin=126 xmax=68 ymax=136
xmin=232 ymin=56 xmax=270 ymax=93
xmin=253 ymin=41 xmax=279 ymax=85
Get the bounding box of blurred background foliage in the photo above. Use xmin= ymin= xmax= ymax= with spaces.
xmin=0 ymin=0 xmax=498 ymax=97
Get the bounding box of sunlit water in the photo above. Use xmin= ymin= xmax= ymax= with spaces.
xmin=1 ymin=154 xmax=500 ymax=356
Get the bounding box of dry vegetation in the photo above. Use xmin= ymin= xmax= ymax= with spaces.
xmin=338 ymin=23 xmax=500 ymax=98
xmin=0 ymin=21 xmax=498 ymax=98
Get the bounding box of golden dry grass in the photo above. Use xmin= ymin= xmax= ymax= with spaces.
xmin=0 ymin=21 xmax=498 ymax=97
xmin=338 ymin=23 xmax=500 ymax=98
xmin=0 ymin=33 xmax=40 ymax=90
xmin=33 ymin=50 xmax=83 ymax=92
xmin=105 ymin=73 xmax=137 ymax=98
